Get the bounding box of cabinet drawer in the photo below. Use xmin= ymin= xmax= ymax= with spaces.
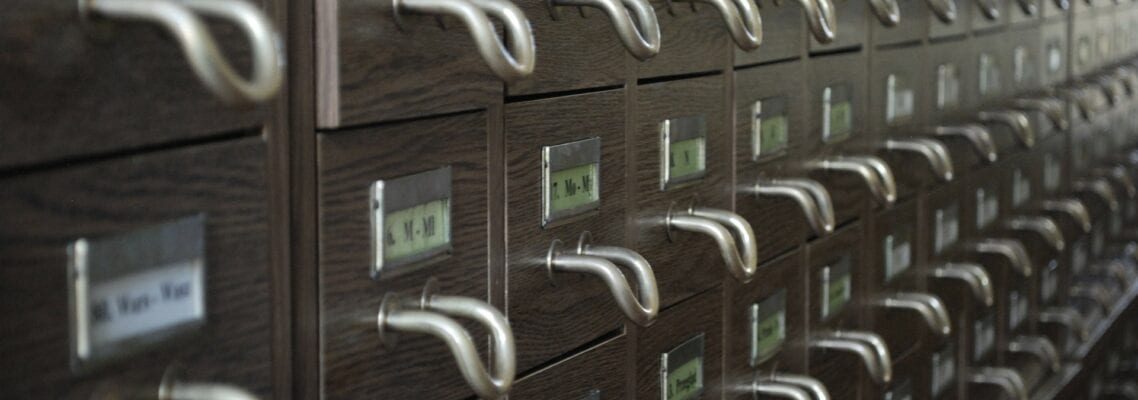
xmin=1039 ymin=22 xmax=1068 ymax=86
xmin=634 ymin=287 xmax=724 ymax=399
xmin=0 ymin=138 xmax=272 ymax=398
xmin=1071 ymin=16 xmax=1097 ymax=77
xmin=929 ymin=0 xmax=970 ymax=39
xmin=0 ymin=0 xmax=278 ymax=169
xmin=808 ymin=0 xmax=867 ymax=52
xmin=503 ymin=90 xmax=631 ymax=373
xmin=970 ymin=0 xmax=1005 ymax=33
xmin=927 ymin=39 xmax=978 ymax=122
xmin=872 ymin=0 xmax=929 ymax=47
xmin=735 ymin=1 xmax=804 ymax=65
xmin=506 ymin=3 xmax=628 ymax=96
xmin=806 ymin=225 xmax=866 ymax=400
xmin=1005 ymin=27 xmax=1042 ymax=95
xmin=870 ymin=45 xmax=927 ymax=139
xmin=724 ymin=251 xmax=808 ymax=386
xmin=637 ymin=0 xmax=730 ymax=79
xmin=316 ymin=112 xmax=492 ymax=398
xmin=510 ymin=334 xmax=630 ymax=400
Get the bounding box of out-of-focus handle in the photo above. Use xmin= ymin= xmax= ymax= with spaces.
xmin=1039 ymin=307 xmax=1089 ymax=341
xmin=931 ymin=124 xmax=999 ymax=163
xmin=1072 ymin=178 xmax=1121 ymax=212
xmin=961 ymin=238 xmax=1034 ymax=277
xmin=868 ymin=0 xmax=902 ymax=26
xmin=679 ymin=0 xmax=763 ymax=50
xmin=768 ymin=373 xmax=831 ymax=400
xmin=807 ymin=156 xmax=898 ymax=206
xmin=749 ymin=177 xmax=836 ymax=236
xmin=875 ymin=292 xmax=953 ymax=337
xmin=1007 ymin=335 xmax=1061 ymax=373
xmin=1093 ymin=166 xmax=1137 ymax=199
xmin=968 ymin=367 xmax=1028 ymax=400
xmin=931 ymin=262 xmax=995 ymax=307
xmin=974 ymin=0 xmax=1000 ymax=20
xmin=883 ymin=138 xmax=955 ymax=182
xmin=79 ymin=0 xmax=285 ymax=105
xmin=667 ymin=206 xmax=758 ymax=282
xmin=809 ymin=332 xmax=892 ymax=385
xmin=1037 ymin=199 xmax=1092 ymax=233
xmin=1002 ymin=216 xmax=1066 ymax=252
xmin=977 ymin=110 xmax=1036 ymax=148
xmin=790 ymin=0 xmax=838 ymax=43
xmin=751 ymin=380 xmax=811 ymax=400
xmin=395 ymin=0 xmax=536 ymax=82
xmin=1014 ymin=0 xmax=1037 ymax=15
xmin=1011 ymin=97 xmax=1069 ymax=131
xmin=926 ymin=0 xmax=958 ymax=22
xmin=552 ymin=0 xmax=661 ymax=60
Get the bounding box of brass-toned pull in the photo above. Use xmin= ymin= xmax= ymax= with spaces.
xmin=1011 ymin=97 xmax=1069 ymax=131
xmin=1072 ymin=178 xmax=1120 ymax=212
xmin=1036 ymin=199 xmax=1092 ymax=233
xmin=960 ymin=238 xmax=1034 ymax=277
xmin=977 ymin=110 xmax=1035 ymax=148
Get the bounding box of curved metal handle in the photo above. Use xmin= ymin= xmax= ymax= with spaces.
xmin=974 ymin=0 xmax=1000 ymax=20
xmin=932 ymin=262 xmax=995 ymax=307
xmin=931 ymin=124 xmax=999 ymax=163
xmin=977 ymin=110 xmax=1036 ymax=148
xmin=868 ymin=0 xmax=901 ymax=26
xmin=807 ymin=156 xmax=898 ymax=206
xmin=883 ymin=138 xmax=955 ymax=182
xmin=1014 ymin=0 xmax=1037 ymax=15
xmin=1052 ymin=0 xmax=1069 ymax=9
xmin=875 ymin=292 xmax=953 ymax=337
xmin=1002 ymin=216 xmax=1066 ymax=252
xmin=768 ymin=373 xmax=831 ymax=400
xmin=1011 ymin=97 xmax=1069 ymax=131
xmin=376 ymin=287 xmax=516 ymax=398
xmin=552 ymin=0 xmax=660 ymax=60
xmin=1072 ymin=178 xmax=1121 ymax=212
xmin=80 ymin=0 xmax=284 ymax=105
xmin=749 ymin=177 xmax=836 ymax=235
xmin=791 ymin=0 xmax=838 ymax=43
xmin=961 ymin=239 xmax=1034 ymax=277
xmin=667 ymin=207 xmax=757 ymax=282
xmin=752 ymin=380 xmax=811 ymax=400
xmin=1061 ymin=86 xmax=1104 ymax=121
xmin=926 ymin=0 xmax=958 ymax=22
xmin=395 ymin=0 xmax=535 ymax=82
xmin=546 ymin=238 xmax=660 ymax=326
xmin=811 ymin=331 xmax=893 ymax=384
xmin=1093 ymin=166 xmax=1138 ymax=199
xmin=1037 ymin=199 xmax=1092 ymax=233
xmin=1039 ymin=307 xmax=1089 ymax=341
xmin=1007 ymin=335 xmax=1061 ymax=373
xmin=681 ymin=0 xmax=762 ymax=50
xmin=968 ymin=367 xmax=1028 ymax=400
xmin=1093 ymin=76 xmax=1125 ymax=108
xmin=1069 ymin=285 xmax=1114 ymax=313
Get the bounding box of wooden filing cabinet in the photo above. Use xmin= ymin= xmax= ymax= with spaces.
xmin=807 ymin=224 xmax=869 ymax=399
xmin=509 ymin=334 xmax=631 ymax=400
xmin=865 ymin=200 xmax=938 ymax=360
xmin=634 ymin=287 xmax=724 ymax=399
xmin=736 ymin=0 xmax=806 ymax=65
xmin=809 ymin=0 xmax=868 ymax=52
xmin=636 ymin=0 xmax=730 ymax=79
xmin=506 ymin=2 xmax=630 ymax=96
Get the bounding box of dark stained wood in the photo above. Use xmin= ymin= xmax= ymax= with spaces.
xmin=870 ymin=45 xmax=928 ymax=139
xmin=630 ymin=74 xmax=732 ymax=308
xmin=0 ymin=0 xmax=273 ymax=170
xmin=506 ymin=2 xmax=627 ymax=96
xmin=317 ymin=0 xmax=501 ymax=127
xmin=0 ymin=138 xmax=273 ymax=398
xmin=634 ymin=287 xmax=724 ymax=399
xmin=316 ymin=112 xmax=491 ymax=399
xmin=865 ymin=200 xmax=939 ymax=360
xmin=863 ymin=352 xmax=928 ymax=400
xmin=509 ymin=333 xmax=630 ymax=399
xmin=734 ymin=0 xmax=804 ymax=66
xmin=872 ymin=0 xmax=930 ymax=47
xmin=969 ymin=0 xmax=1006 ymax=33
xmin=928 ymin=0 xmax=970 ymax=39
xmin=806 ymin=224 xmax=866 ymax=400
xmin=503 ymin=90 xmax=631 ymax=373
xmin=808 ymin=0 xmax=868 ymax=52
xmin=926 ymin=39 xmax=979 ymax=122
xmin=635 ymin=0 xmax=730 ymax=79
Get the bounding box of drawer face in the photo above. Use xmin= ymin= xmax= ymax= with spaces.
xmin=1005 ymin=27 xmax=1041 ymax=95
xmin=734 ymin=61 xmax=808 ymax=260
xmin=871 ymin=45 xmax=927 ymax=138
xmin=873 ymin=0 xmax=928 ymax=47
xmin=736 ymin=0 xmax=804 ymax=65
xmin=809 ymin=0 xmax=868 ymax=52
xmin=509 ymin=334 xmax=629 ymax=400
xmin=928 ymin=0 xmax=970 ymax=39
xmin=807 ymin=226 xmax=865 ymax=400
xmin=316 ymin=0 xmax=501 ymax=127
xmin=925 ymin=181 xmax=965 ymax=258
xmin=1094 ymin=13 xmax=1115 ymax=65
xmin=0 ymin=0 xmax=271 ymax=169
xmin=1008 ymin=0 xmax=1040 ymax=25
xmin=869 ymin=200 xmax=922 ymax=289
xmin=506 ymin=4 xmax=626 ymax=96
xmin=970 ymin=0 xmax=1005 ymax=32
xmin=637 ymin=1 xmax=730 ymax=79
xmin=635 ymin=287 xmax=723 ymax=399
xmin=317 ymin=112 xmax=491 ymax=398
xmin=1071 ymin=16 xmax=1097 ymax=76
xmin=974 ymin=38 xmax=1011 ymax=107
xmin=968 ymin=171 xmax=1003 ymax=234
xmin=504 ymin=90 xmax=629 ymax=372
xmin=631 ymin=75 xmax=730 ymax=307
xmin=805 ymin=53 xmax=872 ymax=225
xmin=0 ymin=139 xmax=272 ymax=398
xmin=927 ymin=40 xmax=978 ymax=121
xmin=724 ymin=251 xmax=807 ymax=384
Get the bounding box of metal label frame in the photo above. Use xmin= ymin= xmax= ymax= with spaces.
xmin=68 ymin=214 xmax=207 ymax=372
xmin=820 ymin=256 xmax=852 ymax=320
xmin=659 ymin=116 xmax=708 ymax=191
xmin=370 ymin=166 xmax=453 ymax=279
xmin=542 ymin=137 xmax=602 ymax=226
xmin=749 ymin=289 xmax=787 ymax=366
xmin=751 ymin=97 xmax=789 ymax=161
xmin=936 ymin=62 xmax=961 ymax=111
xmin=885 ymin=73 xmax=915 ymax=125
xmin=822 ymin=84 xmax=853 ymax=143
xmin=660 ymin=333 xmax=706 ymax=400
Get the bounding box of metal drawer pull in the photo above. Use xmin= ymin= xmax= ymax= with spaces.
xmin=868 ymin=0 xmax=901 ymax=27
xmin=961 ymin=239 xmax=1034 ymax=277
xmin=376 ymin=281 xmax=515 ymax=399
xmin=977 ymin=110 xmax=1035 ymax=148
xmin=751 ymin=380 xmax=811 ymax=400
xmin=666 ymin=205 xmax=759 ymax=282
xmin=968 ymin=367 xmax=1028 ymax=400
xmin=1011 ymin=97 xmax=1069 ymax=131
xmin=748 ymin=178 xmax=836 ymax=236
xmin=767 ymin=373 xmax=831 ymax=400
xmin=931 ymin=262 xmax=995 ymax=307
xmin=1038 ymin=307 xmax=1089 ymax=341
xmin=1069 ymin=285 xmax=1114 ymax=313
xmin=792 ymin=0 xmax=837 ymax=43
xmin=674 ymin=0 xmax=763 ymax=50
xmin=874 ymin=292 xmax=953 ymax=337
xmin=1001 ymin=216 xmax=1066 ymax=252
xmin=545 ymin=233 xmax=660 ymax=326
xmin=551 ymin=0 xmax=660 ymax=60
xmin=809 ymin=331 xmax=893 ymax=384
xmin=883 ymin=138 xmax=955 ymax=182
xmin=1052 ymin=0 xmax=1069 ymax=10
xmin=1093 ymin=76 xmax=1124 ymax=107
xmin=1007 ymin=335 xmax=1061 ymax=373
xmin=394 ymin=0 xmax=536 ymax=82
xmin=1072 ymin=178 xmax=1120 ymax=212
xmin=807 ymin=156 xmax=898 ymax=206
xmin=1093 ymin=166 xmax=1137 ymax=199
xmin=1014 ymin=0 xmax=1037 ymax=15
xmin=1037 ymin=199 xmax=1092 ymax=233
xmin=1062 ymin=86 xmax=1104 ymax=121
xmin=79 ymin=0 xmax=284 ymax=105
xmin=927 ymin=0 xmax=958 ymax=22
xmin=931 ymin=124 xmax=999 ymax=163
xmin=975 ymin=0 xmax=1000 ymax=20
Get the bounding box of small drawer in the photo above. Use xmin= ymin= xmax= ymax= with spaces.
xmin=724 ymin=251 xmax=808 ymax=385
xmin=0 ymin=138 xmax=273 ymax=398
xmin=736 ymin=0 xmax=805 ymax=65
xmin=806 ymin=52 xmax=869 ymax=156
xmin=866 ymin=201 xmax=934 ymax=358
xmin=872 ymin=0 xmax=930 ymax=47
xmin=806 ymin=225 xmax=866 ymax=400
xmin=928 ymin=0 xmax=970 ymax=39
xmin=808 ymin=0 xmax=868 ymax=52
xmin=1005 ymin=27 xmax=1042 ymax=95
xmin=506 ymin=2 xmax=631 ymax=96
xmin=634 ymin=287 xmax=724 ymax=399
xmin=1038 ymin=22 xmax=1067 ymax=89
xmin=509 ymin=333 xmax=630 ymax=400
xmin=870 ymin=45 xmax=927 ymax=138
xmin=970 ymin=0 xmax=1006 ymax=33
xmin=927 ymin=39 xmax=979 ymax=122
xmin=636 ymin=0 xmax=731 ymax=79
xmin=924 ymin=181 xmax=967 ymax=258
xmin=1071 ymin=15 xmax=1098 ymax=77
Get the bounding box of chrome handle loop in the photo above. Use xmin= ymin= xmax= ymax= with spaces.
xmin=1011 ymin=97 xmax=1069 ymax=131
xmin=750 ymin=177 xmax=836 ymax=235
xmin=80 ymin=0 xmax=284 ymax=105
xmin=807 ymin=156 xmax=898 ymax=206
xmin=932 ymin=262 xmax=995 ymax=307
xmin=395 ymin=0 xmax=536 ymax=82
xmin=975 ymin=0 xmax=1000 ymax=20
xmin=1073 ymin=178 xmax=1121 ymax=212
xmin=791 ymin=0 xmax=838 ymax=43
xmin=883 ymin=138 xmax=955 ymax=182
xmin=977 ymin=110 xmax=1036 ymax=148
xmin=376 ymin=285 xmax=516 ymax=399
xmin=768 ymin=373 xmax=832 ymax=400
xmin=927 ymin=0 xmax=958 ymax=22
xmin=667 ymin=207 xmax=757 ymax=282
xmin=931 ymin=124 xmax=999 ymax=163
xmin=1093 ymin=166 xmax=1138 ymax=199
xmin=811 ymin=331 xmax=893 ymax=384
xmin=1039 ymin=307 xmax=1089 ymax=341
xmin=546 ymin=237 xmax=660 ymax=326
xmin=875 ymin=292 xmax=953 ymax=337
xmin=1007 ymin=335 xmax=1061 ymax=373
xmin=869 ymin=0 xmax=902 ymax=26
xmin=1070 ymin=285 xmax=1114 ymax=313
xmin=1037 ymin=199 xmax=1092 ymax=233
xmin=677 ymin=0 xmax=763 ymax=50
xmin=752 ymin=380 xmax=811 ymax=400
xmin=690 ymin=207 xmax=759 ymax=278
xmin=1002 ymin=216 xmax=1066 ymax=252
xmin=552 ymin=0 xmax=661 ymax=60
xmin=969 ymin=367 xmax=1028 ymax=400
xmin=963 ymin=238 xmax=1034 ymax=277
